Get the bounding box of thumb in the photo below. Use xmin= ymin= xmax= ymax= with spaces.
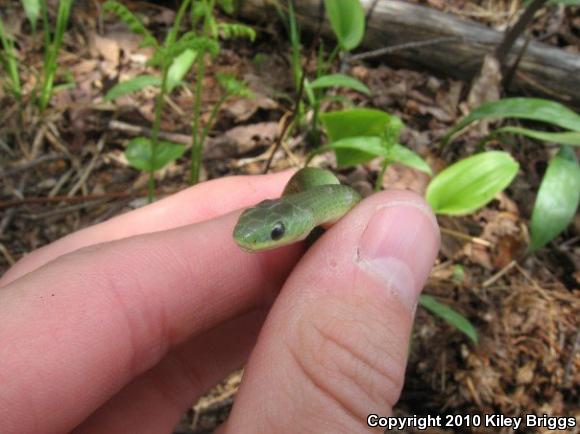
xmin=223 ymin=190 xmax=439 ymax=433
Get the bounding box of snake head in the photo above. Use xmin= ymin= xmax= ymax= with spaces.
xmin=233 ymin=199 xmax=313 ymax=252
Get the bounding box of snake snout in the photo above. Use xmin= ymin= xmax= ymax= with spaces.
xmin=233 ymin=224 xmax=257 ymax=251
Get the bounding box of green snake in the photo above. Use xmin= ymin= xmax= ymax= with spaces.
xmin=233 ymin=168 xmax=362 ymax=252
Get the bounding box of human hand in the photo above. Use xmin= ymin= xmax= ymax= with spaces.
xmin=0 ymin=170 xmax=439 ymax=433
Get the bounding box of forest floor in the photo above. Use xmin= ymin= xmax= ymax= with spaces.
xmin=0 ymin=1 xmax=578 ymax=433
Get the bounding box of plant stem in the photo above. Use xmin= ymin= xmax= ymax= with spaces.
xmin=190 ymin=52 xmax=206 ymax=185
xmin=199 ymin=93 xmax=227 ymax=149
xmin=148 ymin=65 xmax=170 ymax=202
xmin=494 ymin=0 xmax=548 ymax=69
xmin=327 ymin=44 xmax=341 ymax=66
xmin=189 ymin=0 xmax=216 ymax=185
xmin=375 ymin=158 xmax=390 ymax=191
xmin=288 ymin=0 xmax=301 ymax=90
xmin=39 ymin=0 xmax=73 ymax=112
xmin=0 ymin=17 xmax=22 ymax=100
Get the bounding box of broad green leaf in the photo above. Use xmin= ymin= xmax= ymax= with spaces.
xmin=309 ymin=73 xmax=370 ymax=95
xmin=21 ymin=0 xmax=41 ymax=29
xmin=315 ymin=136 xmax=390 ymax=158
xmin=125 ymin=137 xmax=185 ymax=172
xmin=419 ymin=295 xmax=478 ymax=344
xmin=426 ymin=151 xmax=519 ymax=215
xmin=321 ymin=109 xmax=391 ymax=166
xmin=309 ymin=136 xmax=432 ymax=175
xmin=443 ymin=98 xmax=580 ymax=145
xmin=105 ymin=75 xmax=161 ymax=101
xmin=495 ymin=127 xmax=580 ymax=146
xmin=389 ymin=144 xmax=432 ymax=175
xmin=322 ymin=109 xmax=391 ymax=140
xmin=324 ymin=0 xmax=365 ymax=51
xmin=530 ymin=147 xmax=580 ymax=251
xmin=167 ymin=49 xmax=197 ymax=91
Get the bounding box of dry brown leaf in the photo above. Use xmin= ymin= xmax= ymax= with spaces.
xmin=380 ymin=163 xmax=431 ymax=195
xmin=223 ymin=94 xmax=278 ymax=123
xmin=91 ymin=35 xmax=120 ymax=78
xmin=516 ymin=362 xmax=536 ymax=385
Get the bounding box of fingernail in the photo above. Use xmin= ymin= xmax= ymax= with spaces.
xmin=357 ymin=201 xmax=439 ymax=311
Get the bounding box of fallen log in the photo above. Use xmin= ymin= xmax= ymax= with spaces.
xmin=238 ymin=0 xmax=580 ymax=106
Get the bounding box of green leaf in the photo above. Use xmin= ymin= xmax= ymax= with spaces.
xmin=150 ymin=35 xmax=219 ymax=67
xmin=321 ymin=108 xmax=391 ymax=166
xmin=389 ymin=144 xmax=432 ymax=175
xmin=443 ymin=98 xmax=580 ymax=145
xmin=166 ymin=49 xmax=197 ymax=92
xmin=315 ymin=136 xmax=387 ymax=166
xmin=530 ymin=147 xmax=580 ymax=251
xmin=164 ymin=0 xmax=192 ymax=48
xmin=103 ymin=1 xmax=157 ymax=48
xmin=21 ymin=0 xmax=41 ymax=29
xmin=494 ymin=127 xmax=580 ymax=146
xmin=105 ymin=75 xmax=161 ymax=101
xmin=419 ymin=295 xmax=478 ymax=344
xmin=0 ymin=16 xmax=22 ymax=98
xmin=384 ymin=116 xmax=404 ymax=147
xmin=309 ymin=136 xmax=432 ymax=175
xmin=548 ymin=0 xmax=580 ymax=4
xmin=218 ymin=23 xmax=256 ymax=41
xmin=217 ymin=72 xmax=252 ymax=97
xmin=324 ymin=136 xmax=391 ymax=158
xmin=322 ymin=109 xmax=391 ymax=140
xmin=324 ymin=0 xmax=365 ymax=51
xmin=125 ymin=137 xmax=185 ymax=172
xmin=309 ymin=73 xmax=370 ymax=95
xmin=217 ymin=0 xmax=235 ymax=13
xmin=426 ymin=151 xmax=519 ymax=215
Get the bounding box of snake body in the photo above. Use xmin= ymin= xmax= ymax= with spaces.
xmin=233 ymin=168 xmax=362 ymax=252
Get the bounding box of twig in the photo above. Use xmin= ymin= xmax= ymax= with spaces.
xmin=262 ymin=25 xmax=320 ymax=173
xmin=108 ymin=120 xmax=192 ymax=146
xmin=515 ymin=70 xmax=571 ymax=101
xmin=0 ymin=242 xmax=15 ymax=266
xmin=0 ymin=153 xmax=68 ymax=177
xmin=22 ymin=199 xmax=128 ymax=220
xmin=503 ymin=36 xmax=531 ymax=89
xmin=67 ymin=134 xmax=107 ymax=197
xmin=365 ymin=0 xmax=380 ymax=23
xmin=562 ymin=328 xmax=579 ymax=387
xmin=494 ymin=0 xmax=548 ymax=70
xmin=0 ymin=191 xmax=141 ymax=210
xmin=0 ymin=169 xmax=30 ymax=237
xmin=440 ymin=227 xmax=492 ymax=247
xmin=482 ymin=259 xmax=517 ymax=288
xmin=348 ymin=37 xmax=463 ymax=62
xmin=0 ymin=137 xmax=13 ymax=156
xmin=49 ymin=169 xmax=74 ymax=197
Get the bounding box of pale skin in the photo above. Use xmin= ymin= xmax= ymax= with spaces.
xmin=0 ymin=170 xmax=439 ymax=434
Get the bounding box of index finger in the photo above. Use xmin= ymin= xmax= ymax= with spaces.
xmin=1 ymin=170 xmax=295 ymax=286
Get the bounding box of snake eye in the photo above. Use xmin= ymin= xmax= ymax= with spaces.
xmin=270 ymin=221 xmax=285 ymax=240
